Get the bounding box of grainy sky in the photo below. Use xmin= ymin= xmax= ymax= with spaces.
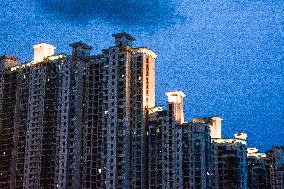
xmin=0 ymin=0 xmax=283 ymax=151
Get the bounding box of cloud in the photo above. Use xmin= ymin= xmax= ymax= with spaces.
xmin=35 ymin=0 xmax=183 ymax=26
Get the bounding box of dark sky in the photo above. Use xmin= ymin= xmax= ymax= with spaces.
xmin=0 ymin=0 xmax=283 ymax=151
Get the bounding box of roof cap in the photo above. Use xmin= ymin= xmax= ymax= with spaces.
xmin=69 ymin=42 xmax=93 ymax=50
xmin=112 ymin=32 xmax=136 ymax=41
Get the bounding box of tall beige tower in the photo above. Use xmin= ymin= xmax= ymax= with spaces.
xmin=166 ymin=91 xmax=186 ymax=124
xmin=210 ymin=117 xmax=223 ymax=139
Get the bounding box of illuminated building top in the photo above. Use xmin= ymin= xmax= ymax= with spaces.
xmin=0 ymin=55 xmax=18 ymax=62
xmin=234 ymin=132 xmax=247 ymax=140
xmin=166 ymin=91 xmax=186 ymax=124
xmin=166 ymin=91 xmax=186 ymax=103
xmin=33 ymin=43 xmax=56 ymax=63
xmin=148 ymin=106 xmax=163 ymax=114
xmin=131 ymin=48 xmax=157 ymax=59
xmin=192 ymin=116 xmax=223 ymax=139
xmin=211 ymin=138 xmax=247 ymax=145
xmin=9 ymin=54 xmax=66 ymax=71
xmin=247 ymin=148 xmax=266 ymax=158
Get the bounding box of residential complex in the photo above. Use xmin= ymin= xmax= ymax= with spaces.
xmin=0 ymin=33 xmax=283 ymax=189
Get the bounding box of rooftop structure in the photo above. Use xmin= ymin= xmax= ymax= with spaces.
xmin=112 ymin=32 xmax=135 ymax=47
xmin=166 ymin=91 xmax=186 ymax=124
xmin=247 ymin=148 xmax=266 ymax=158
xmin=112 ymin=32 xmax=136 ymax=41
xmin=33 ymin=43 xmax=55 ymax=63
xmin=211 ymin=133 xmax=248 ymax=189
xmin=192 ymin=116 xmax=223 ymax=139
xmin=0 ymin=55 xmax=19 ymax=71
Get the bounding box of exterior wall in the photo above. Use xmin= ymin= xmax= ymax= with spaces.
xmin=145 ymin=108 xmax=165 ymax=189
xmin=211 ymin=142 xmax=219 ymax=189
xmin=131 ymin=50 xmax=156 ymax=189
xmin=247 ymin=155 xmax=270 ymax=189
xmin=212 ymin=140 xmax=248 ymax=189
xmin=162 ymin=102 xmax=183 ymax=189
xmin=145 ymin=104 xmax=185 ymax=189
xmin=0 ymin=69 xmax=23 ymax=189
xmin=64 ymin=57 xmax=85 ymax=188
xmin=54 ymin=56 xmax=71 ymax=189
xmin=12 ymin=68 xmax=29 ymax=189
xmin=101 ymin=45 xmax=132 ymax=189
xmin=145 ymin=108 xmax=214 ymax=189
xmin=80 ymin=58 xmax=101 ymax=189
xmin=23 ymin=59 xmax=63 ymax=188
xmin=0 ymin=33 xmax=158 ymax=189
xmin=183 ymin=123 xmax=213 ymax=189
xmin=266 ymin=147 xmax=284 ymax=189
xmin=100 ymin=35 xmax=157 ymax=189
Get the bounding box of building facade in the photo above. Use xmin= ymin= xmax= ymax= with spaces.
xmin=266 ymin=147 xmax=284 ymax=189
xmin=212 ymin=133 xmax=248 ymax=189
xmin=247 ymin=148 xmax=270 ymax=189
xmin=2 ymin=32 xmax=282 ymax=189
xmin=145 ymin=92 xmax=214 ymax=189
xmin=0 ymin=33 xmax=157 ymax=189
xmin=99 ymin=33 xmax=156 ymax=189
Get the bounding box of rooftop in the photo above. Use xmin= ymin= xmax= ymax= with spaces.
xmin=0 ymin=55 xmax=19 ymax=61
xmin=211 ymin=138 xmax=247 ymax=145
xmin=112 ymin=32 xmax=136 ymax=41
xmin=69 ymin=42 xmax=93 ymax=50
xmin=166 ymin=91 xmax=186 ymax=98
xmin=33 ymin=43 xmax=56 ymax=50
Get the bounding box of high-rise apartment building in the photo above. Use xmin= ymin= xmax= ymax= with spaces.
xmin=3 ymin=32 xmax=277 ymax=189
xmin=182 ymin=121 xmax=213 ymax=189
xmin=191 ymin=117 xmax=223 ymax=189
xmin=247 ymin=148 xmax=270 ymax=189
xmin=145 ymin=106 xmax=165 ymax=189
xmin=145 ymin=92 xmax=214 ymax=189
xmin=0 ymin=33 xmax=157 ymax=189
xmin=99 ymin=33 xmax=156 ymax=189
xmin=0 ymin=55 xmax=26 ymax=189
xmin=266 ymin=147 xmax=284 ymax=189
xmin=212 ymin=133 xmax=248 ymax=189
xmin=144 ymin=92 xmax=186 ymax=189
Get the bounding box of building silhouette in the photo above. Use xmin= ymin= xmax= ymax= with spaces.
xmin=0 ymin=33 xmax=283 ymax=189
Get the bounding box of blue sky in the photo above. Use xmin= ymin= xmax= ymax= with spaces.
xmin=0 ymin=0 xmax=283 ymax=151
